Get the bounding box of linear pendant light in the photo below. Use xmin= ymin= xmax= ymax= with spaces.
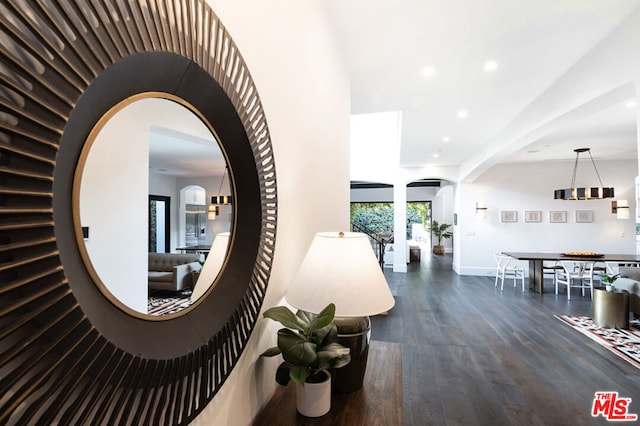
xmin=211 ymin=166 xmax=233 ymax=206
xmin=553 ymin=148 xmax=614 ymax=200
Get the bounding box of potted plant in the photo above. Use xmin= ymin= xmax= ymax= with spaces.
xmin=260 ymin=303 xmax=350 ymax=417
xmin=602 ymin=273 xmax=620 ymax=292
xmin=429 ymin=220 xmax=453 ymax=255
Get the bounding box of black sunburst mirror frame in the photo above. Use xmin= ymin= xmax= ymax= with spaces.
xmin=0 ymin=1 xmax=277 ymax=424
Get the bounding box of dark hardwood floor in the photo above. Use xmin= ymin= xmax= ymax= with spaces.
xmin=371 ymin=253 xmax=640 ymax=425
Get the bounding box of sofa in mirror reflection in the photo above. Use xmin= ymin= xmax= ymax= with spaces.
xmin=148 ymin=253 xmax=202 ymax=292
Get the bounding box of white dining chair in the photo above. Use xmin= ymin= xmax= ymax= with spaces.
xmin=494 ymin=254 xmax=525 ymax=291
xmin=555 ymin=261 xmax=595 ymax=300
xmin=543 ymin=260 xmax=563 ymax=288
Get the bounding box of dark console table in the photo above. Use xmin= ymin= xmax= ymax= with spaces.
xmin=253 ymin=340 xmax=402 ymax=425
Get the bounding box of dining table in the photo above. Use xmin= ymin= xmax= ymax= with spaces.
xmin=176 ymin=244 xmax=211 ymax=258
xmin=502 ymin=252 xmax=640 ymax=293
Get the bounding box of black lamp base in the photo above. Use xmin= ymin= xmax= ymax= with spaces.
xmin=332 ymin=316 xmax=371 ymax=393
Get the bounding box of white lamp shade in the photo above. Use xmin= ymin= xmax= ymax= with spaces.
xmin=191 ymin=232 xmax=230 ymax=301
xmin=286 ymin=232 xmax=395 ymax=317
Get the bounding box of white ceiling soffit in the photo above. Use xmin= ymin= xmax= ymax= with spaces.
xmin=149 ymin=125 xmax=225 ymax=178
xmin=125 ymin=98 xmax=225 ymax=178
xmin=324 ymin=0 xmax=640 ymax=177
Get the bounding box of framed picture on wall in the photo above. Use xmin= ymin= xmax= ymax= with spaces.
xmin=575 ymin=210 xmax=593 ymax=223
xmin=524 ymin=210 xmax=542 ymax=223
xmin=549 ymin=211 xmax=567 ymax=223
xmin=500 ymin=210 xmax=517 ymax=222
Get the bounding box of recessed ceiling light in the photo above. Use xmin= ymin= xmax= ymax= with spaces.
xmin=457 ymin=110 xmax=468 ymax=119
xmin=442 ymin=136 xmax=450 ymax=143
xmin=422 ymin=66 xmax=436 ymax=78
xmin=433 ymin=153 xmax=439 ymax=158
xmin=626 ymin=100 xmax=637 ymax=108
xmin=484 ymin=61 xmax=498 ymax=72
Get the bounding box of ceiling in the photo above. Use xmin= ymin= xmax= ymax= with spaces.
xmin=144 ymin=99 xmax=226 ymax=178
xmin=323 ymin=0 xmax=640 ymax=172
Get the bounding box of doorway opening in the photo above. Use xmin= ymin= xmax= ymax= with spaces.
xmin=149 ymin=195 xmax=170 ymax=253
xmin=350 ymin=201 xmax=431 ymax=267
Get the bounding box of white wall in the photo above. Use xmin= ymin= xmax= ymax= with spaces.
xmin=79 ymin=102 xmax=150 ymax=314
xmin=193 ymin=1 xmax=350 ymax=425
xmin=454 ymin=160 xmax=638 ymax=276
xmin=433 ymin=184 xmax=455 ymax=252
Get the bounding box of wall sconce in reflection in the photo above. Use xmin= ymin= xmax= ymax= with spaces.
xmin=476 ymin=202 xmax=487 ymax=219
xmin=611 ymin=200 xmax=630 ymax=220
xmin=207 ymin=204 xmax=219 ymax=220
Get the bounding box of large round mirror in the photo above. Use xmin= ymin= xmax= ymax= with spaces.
xmin=0 ymin=0 xmax=277 ymax=423
xmin=75 ymin=96 xmax=233 ymax=317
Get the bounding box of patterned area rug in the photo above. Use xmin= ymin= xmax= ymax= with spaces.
xmin=148 ymin=290 xmax=194 ymax=316
xmin=555 ymin=315 xmax=640 ymax=369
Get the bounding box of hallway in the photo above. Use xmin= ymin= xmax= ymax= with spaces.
xmin=371 ymin=254 xmax=640 ymax=425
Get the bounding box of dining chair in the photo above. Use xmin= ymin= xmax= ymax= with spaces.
xmin=591 ymin=261 xmax=608 ymax=285
xmin=555 ymin=261 xmax=595 ymax=300
xmin=543 ymin=260 xmax=563 ymax=288
xmin=494 ymin=254 xmax=525 ymax=291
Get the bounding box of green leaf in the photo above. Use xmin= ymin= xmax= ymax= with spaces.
xmin=260 ymin=346 xmax=281 ymax=357
xmin=330 ymin=354 xmax=351 ymax=370
xmin=311 ymin=322 xmax=334 ymax=345
xmin=295 ymin=309 xmax=315 ymax=328
xmin=263 ymin=306 xmax=305 ymax=331
xmin=308 ymin=303 xmax=335 ymax=330
xmin=290 ymin=365 xmax=310 ymax=386
xmin=278 ymin=329 xmax=317 ymax=366
xmin=275 ymin=363 xmax=291 ymax=386
xmin=316 ymin=342 xmax=350 ymax=365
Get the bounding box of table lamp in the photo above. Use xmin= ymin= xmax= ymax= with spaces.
xmin=191 ymin=232 xmax=230 ymax=302
xmin=286 ymin=231 xmax=395 ymax=393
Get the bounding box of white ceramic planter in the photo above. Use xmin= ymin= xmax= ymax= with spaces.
xmin=295 ymin=371 xmax=331 ymax=417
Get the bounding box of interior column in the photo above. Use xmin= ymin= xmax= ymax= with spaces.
xmin=393 ymin=180 xmax=407 ymax=272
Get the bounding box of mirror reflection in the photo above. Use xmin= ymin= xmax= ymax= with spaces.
xmin=76 ymin=96 xmax=232 ymax=317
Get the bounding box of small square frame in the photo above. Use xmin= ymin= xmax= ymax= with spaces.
xmin=575 ymin=210 xmax=593 ymax=223
xmin=549 ymin=211 xmax=567 ymax=223
xmin=500 ymin=210 xmax=517 ymax=223
xmin=524 ymin=210 xmax=542 ymax=223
